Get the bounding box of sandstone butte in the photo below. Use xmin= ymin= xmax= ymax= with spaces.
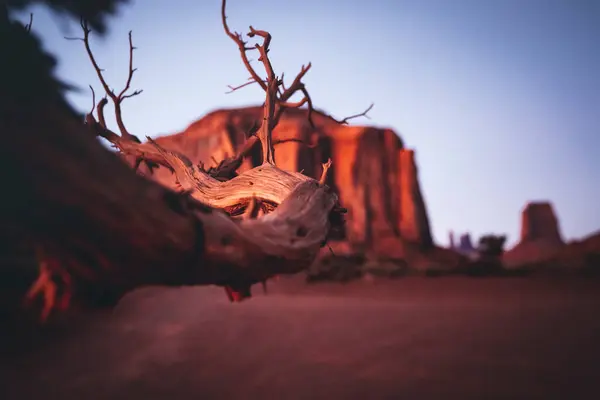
xmin=138 ymin=105 xmax=459 ymax=269
xmin=503 ymin=201 xmax=565 ymax=267
xmin=504 ymin=202 xmax=600 ymax=270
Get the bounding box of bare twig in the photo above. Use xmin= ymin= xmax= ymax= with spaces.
xmin=279 ymin=63 xmax=312 ymax=103
xmin=96 ymin=97 xmax=108 ymax=128
xmin=221 ymin=0 xmax=317 ymax=165
xmin=68 ymin=20 xmax=162 ymax=174
xmin=226 ymin=79 xmax=265 ymax=93
xmin=66 ymin=19 xmax=142 ymax=140
xmin=328 ymin=103 xmax=374 ymax=125
xmin=319 ymin=158 xmax=332 ymax=185
xmin=24 ymin=13 xmax=33 ymax=32
xmin=88 ymin=85 xmax=96 ymax=115
xmin=221 ymin=0 xmax=266 ymax=91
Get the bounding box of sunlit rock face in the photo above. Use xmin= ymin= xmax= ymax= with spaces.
xmin=140 ymin=105 xmax=433 ymax=260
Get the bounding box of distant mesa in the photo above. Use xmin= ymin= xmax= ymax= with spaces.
xmin=459 ymin=233 xmax=476 ymax=255
xmin=503 ymin=201 xmax=565 ymax=268
xmin=447 ymin=202 xmax=600 ymax=275
xmin=509 ymin=228 xmax=600 ymax=273
xmin=519 ymin=202 xmax=564 ymax=245
xmin=448 ymin=231 xmax=478 ymax=259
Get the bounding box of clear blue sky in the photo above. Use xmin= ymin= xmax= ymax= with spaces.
xmin=12 ymin=0 xmax=600 ymax=247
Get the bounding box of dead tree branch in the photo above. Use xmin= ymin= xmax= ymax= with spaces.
xmin=222 ymin=0 xmax=317 ymax=165
xmin=5 ymin=97 xmax=344 ymax=319
xmin=328 ymin=103 xmax=374 ymax=125
xmin=24 ymin=13 xmax=33 ymax=32
xmin=226 ymin=77 xmax=267 ymax=94
xmin=221 ymin=0 xmax=373 ymax=161
xmin=319 ymin=159 xmax=332 ymax=185
xmin=66 ymin=19 xmax=142 ymax=141
xmin=69 ymin=3 xmax=347 ymax=237
xmin=8 ymin=0 xmax=361 ymax=321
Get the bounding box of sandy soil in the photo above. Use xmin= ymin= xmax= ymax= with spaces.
xmin=1 ymin=276 xmax=599 ymax=399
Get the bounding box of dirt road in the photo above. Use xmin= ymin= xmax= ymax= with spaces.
xmin=1 ymin=276 xmax=599 ymax=399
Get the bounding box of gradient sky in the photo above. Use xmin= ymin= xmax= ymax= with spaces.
xmin=12 ymin=0 xmax=600 ymax=247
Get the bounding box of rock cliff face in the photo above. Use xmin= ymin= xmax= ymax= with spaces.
xmin=503 ymin=202 xmax=565 ymax=267
xmin=142 ymin=105 xmax=433 ymax=260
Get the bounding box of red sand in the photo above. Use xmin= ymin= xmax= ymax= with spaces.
xmin=1 ymin=276 xmax=600 ymax=399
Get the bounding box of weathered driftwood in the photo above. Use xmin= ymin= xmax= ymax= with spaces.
xmin=2 ymin=0 xmax=351 ymax=322
xmin=5 ymin=96 xmax=343 ymax=320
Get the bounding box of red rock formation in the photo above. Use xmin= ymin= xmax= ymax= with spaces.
xmin=550 ymin=230 xmax=600 ymax=270
xmin=503 ymin=202 xmax=565 ymax=267
xmin=503 ymin=230 xmax=600 ymax=272
xmin=398 ymin=149 xmax=433 ymax=247
xmin=519 ymin=202 xmax=564 ymax=244
xmin=142 ymin=105 xmax=434 ymax=260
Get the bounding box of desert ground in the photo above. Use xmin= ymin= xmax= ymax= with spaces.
xmin=1 ymin=275 xmax=599 ymax=399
